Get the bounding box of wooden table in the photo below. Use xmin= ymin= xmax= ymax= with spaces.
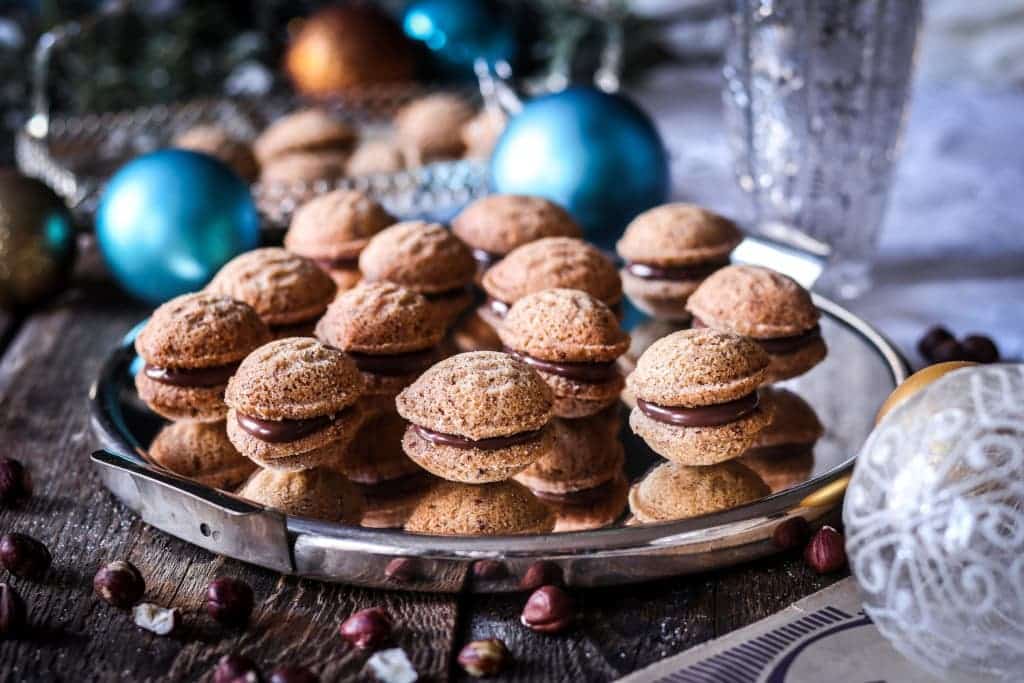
xmin=0 ymin=249 xmax=843 ymax=682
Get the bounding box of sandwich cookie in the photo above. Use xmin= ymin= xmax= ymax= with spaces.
xmin=626 ymin=329 xmax=772 ymax=465
xmin=451 ymin=194 xmax=581 ymax=277
xmin=393 ymin=94 xmax=475 ymax=165
xmin=134 ymin=292 xmax=271 ymax=422
xmin=739 ymin=388 xmax=822 ymax=492
xmin=148 ymin=421 xmax=256 ymax=490
xmin=172 ymin=124 xmax=259 ymax=182
xmin=396 ymin=351 xmax=555 ymax=483
xmin=225 ymin=338 xmax=365 ymax=471
xmin=480 ymin=237 xmax=622 ymax=330
xmin=616 ymin=203 xmax=742 ymax=321
xmin=404 ymin=480 xmax=555 ymax=536
xmin=254 ymin=108 xmax=356 ymax=168
xmin=207 ymin=247 xmax=337 ymax=338
xmin=346 ymin=139 xmax=406 ymax=177
xmin=358 ymin=221 xmax=476 ymax=327
xmin=316 ymin=281 xmax=446 ymax=413
xmin=498 ymin=288 xmax=630 ymax=418
xmin=258 ymin=150 xmax=351 ymax=185
xmin=628 ymin=460 xmax=770 ymax=523
xmin=687 ymin=265 xmax=827 ymax=383
xmin=285 ymin=189 xmax=395 ymax=290
xmin=237 ymin=468 xmax=364 ymax=523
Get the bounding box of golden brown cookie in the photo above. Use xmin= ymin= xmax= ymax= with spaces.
xmin=404 ymin=480 xmax=555 ymax=536
xmin=499 ymin=289 xmax=630 ymax=418
xmin=396 ymin=351 xmax=555 ymax=483
xmin=207 ymin=247 xmax=337 ymax=337
xmin=172 ymin=125 xmax=259 ymax=182
xmin=358 ymin=221 xmax=476 ymax=327
xmin=356 ymin=471 xmax=435 ymax=529
xmin=480 ymin=237 xmax=622 ymax=329
xmin=338 ymin=411 xmax=423 ymax=484
xmin=236 ymin=467 xmax=364 ymax=523
xmin=258 ymin=150 xmax=350 ymax=184
xmin=514 ymin=414 xmax=625 ymax=494
xmin=451 ymin=195 xmax=581 ymax=275
xmin=346 ymin=139 xmax=406 ymax=176
xmin=253 ymin=108 xmax=357 ymax=165
xmin=225 ymin=338 xmax=365 ymax=470
xmin=628 ymin=460 xmax=769 ymax=523
xmin=394 ymin=94 xmax=475 ymax=164
xmin=285 ymin=190 xmax=395 ymax=289
xmin=738 ymin=388 xmax=822 ymax=492
xmin=686 ymin=265 xmax=827 ymax=382
xmin=617 ymin=204 xmax=742 ymax=321
xmin=626 ymin=329 xmax=772 ymax=465
xmin=148 ymin=421 xmax=256 ymax=490
xmin=461 ymin=106 xmax=506 ymax=159
xmin=134 ymin=292 xmax=271 ymax=422
xmin=542 ymin=472 xmax=629 ymax=533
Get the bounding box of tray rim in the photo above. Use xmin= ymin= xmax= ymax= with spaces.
xmin=90 ymin=294 xmax=908 ymax=560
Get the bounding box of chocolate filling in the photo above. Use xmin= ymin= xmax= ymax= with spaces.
xmin=312 ymin=255 xmax=359 ymax=270
xmin=348 ymin=348 xmax=438 ymax=377
xmin=532 ymin=478 xmax=617 ymax=505
xmin=625 ymin=260 xmax=727 ymax=281
xmin=143 ymin=361 xmax=239 ymax=388
xmin=743 ymin=442 xmax=814 ymax=459
xmin=412 ymin=423 xmax=544 ymax=450
xmin=471 ymin=248 xmax=502 ymax=271
xmin=691 ymin=318 xmax=821 ymax=355
xmin=236 ymin=411 xmax=340 ymax=443
xmin=637 ymin=392 xmax=760 ymax=427
xmin=506 ymin=349 xmax=618 ymax=384
xmin=423 ymin=286 xmax=471 ymax=303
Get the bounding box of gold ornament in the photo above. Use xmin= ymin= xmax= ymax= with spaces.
xmin=875 ymin=361 xmax=976 ymax=423
xmin=0 ymin=171 xmax=77 ymax=310
xmin=285 ymin=5 xmax=416 ymax=97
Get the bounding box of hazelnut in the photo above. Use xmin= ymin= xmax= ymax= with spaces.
xmin=213 ymin=654 xmax=261 ymax=683
xmin=339 ymin=606 xmax=392 ymax=650
xmin=206 ymin=577 xmax=255 ymax=626
xmin=93 ymin=560 xmax=145 ymax=608
xmin=0 ymin=457 xmax=32 ymax=508
xmin=269 ymin=665 xmax=319 ymax=683
xmin=520 ymin=585 xmax=573 ymax=634
xmin=471 ymin=559 xmax=507 ymax=581
xmin=132 ymin=602 xmax=177 ymax=636
xmin=0 ymin=532 xmax=51 ymax=578
xmin=518 ymin=561 xmax=564 ymax=591
xmin=804 ymin=525 xmax=848 ymax=574
xmin=917 ymin=325 xmax=953 ymax=361
xmin=0 ymin=582 xmax=27 ymax=638
xmin=772 ymin=517 xmax=810 ymax=551
xmin=930 ymin=338 xmax=966 ymax=364
xmin=457 ymin=638 xmax=510 ymax=677
xmin=962 ymin=334 xmax=999 ymax=364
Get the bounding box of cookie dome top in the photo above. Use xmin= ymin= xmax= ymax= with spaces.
xmin=225 ymin=337 xmax=364 ymax=420
xmin=498 ymin=288 xmax=629 ymax=363
xmin=358 ymin=221 xmax=475 ymax=294
xmin=616 ymin=203 xmax=742 ymax=266
xmin=404 ymin=480 xmax=555 ymax=535
xmin=315 ymin=281 xmax=445 ymax=354
xmin=396 ymin=351 xmax=553 ymax=440
xmin=207 ymin=248 xmax=337 ymax=326
xmin=394 ymin=94 xmax=475 ymax=157
xmin=686 ymin=265 xmax=819 ymax=338
xmin=148 ymin=421 xmax=252 ymax=482
xmin=626 ymin=328 xmax=768 ymax=407
xmin=135 ymin=292 xmax=271 ymax=368
xmin=482 ymin=237 xmax=622 ymax=306
xmin=253 ymin=108 xmax=356 ymax=164
xmin=285 ymin=189 xmax=395 ymax=260
xmin=237 ymin=467 xmax=364 ymax=523
xmin=451 ymin=195 xmax=581 ymax=256
xmin=516 ymin=416 xmax=625 ymax=490
xmin=629 ymin=461 xmax=769 ymax=522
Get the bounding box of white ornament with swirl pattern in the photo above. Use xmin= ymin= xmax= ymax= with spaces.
xmin=844 ymin=364 xmax=1024 ymax=680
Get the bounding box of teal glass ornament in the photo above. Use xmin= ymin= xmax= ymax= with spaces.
xmin=403 ymin=0 xmax=516 ymax=74
xmin=489 ymin=87 xmax=670 ymax=247
xmin=96 ymin=149 xmax=260 ymax=304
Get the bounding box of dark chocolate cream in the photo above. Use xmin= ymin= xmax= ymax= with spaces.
xmin=236 ymin=411 xmax=338 ymax=443
xmin=532 ymin=478 xmax=617 ymax=505
xmin=691 ymin=318 xmax=821 ymax=355
xmin=143 ymin=362 xmax=239 ymax=388
xmin=637 ymin=392 xmax=759 ymax=428
xmin=348 ymin=348 xmax=438 ymax=377
xmin=412 ymin=423 xmax=544 ymax=450
xmin=313 ymin=255 xmax=359 ymax=271
xmin=625 ymin=260 xmax=727 ymax=281
xmin=506 ymin=349 xmax=619 ymax=384
xmin=423 ymin=286 xmax=471 ymax=302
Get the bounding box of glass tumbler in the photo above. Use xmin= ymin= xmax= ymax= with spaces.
xmin=723 ymin=0 xmax=923 ymax=298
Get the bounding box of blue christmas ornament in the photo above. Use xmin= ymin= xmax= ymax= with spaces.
xmin=490 ymin=87 xmax=670 ymax=247
xmin=96 ymin=149 xmax=260 ymax=304
xmin=403 ymin=0 xmax=516 ymax=73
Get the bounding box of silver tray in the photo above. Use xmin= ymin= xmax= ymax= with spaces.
xmin=89 ymin=281 xmax=907 ymax=593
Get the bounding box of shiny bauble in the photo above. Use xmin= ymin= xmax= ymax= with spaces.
xmin=846 ymin=364 xmax=1024 ymax=679
xmin=286 ymin=4 xmax=415 ymax=96
xmin=403 ymin=0 xmax=516 ymax=73
xmin=0 ymin=170 xmax=76 ymax=310
xmin=96 ymin=150 xmax=259 ymax=304
xmin=875 ymin=360 xmax=976 ymax=423
xmin=490 ymin=87 xmax=670 ymax=246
